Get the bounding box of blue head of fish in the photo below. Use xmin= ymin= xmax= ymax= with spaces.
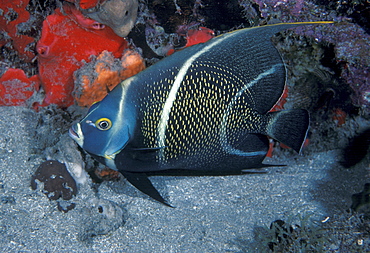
xmin=69 ymin=83 xmax=136 ymax=167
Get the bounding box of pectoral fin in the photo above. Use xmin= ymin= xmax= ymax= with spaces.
xmin=128 ymin=146 xmax=166 ymax=161
xmin=121 ymin=171 xmax=173 ymax=207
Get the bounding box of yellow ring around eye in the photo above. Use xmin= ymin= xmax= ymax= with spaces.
xmin=95 ymin=118 xmax=112 ymax=131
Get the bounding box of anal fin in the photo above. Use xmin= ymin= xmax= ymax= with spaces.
xmin=121 ymin=171 xmax=173 ymax=207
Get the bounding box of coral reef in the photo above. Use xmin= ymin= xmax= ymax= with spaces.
xmin=0 ymin=0 xmax=369 ymax=249
xmin=181 ymin=26 xmax=214 ymax=47
xmin=0 ymin=0 xmax=368 ymax=112
xmin=74 ymin=49 xmax=145 ymax=107
xmin=166 ymin=26 xmax=214 ymax=55
xmin=81 ymin=0 xmax=139 ymax=37
xmin=253 ymin=0 xmax=308 ymax=19
xmin=0 ymin=68 xmax=39 ymax=106
xmin=266 ymin=218 xmax=327 ymax=252
xmin=316 ymin=0 xmax=370 ymax=34
xmin=68 ymin=0 xmax=104 ymax=10
xmin=133 ymin=0 xmax=219 ymax=58
xmin=35 ymin=3 xmax=129 ymax=108
xmin=251 ymin=0 xmax=370 ymax=114
xmin=254 ymin=212 xmax=370 ymax=252
xmin=1 ymin=0 xmax=140 ymax=108
xmin=292 ymin=21 xmax=370 ymax=115
xmin=0 ymin=0 xmax=368 ymax=168
xmin=0 ymin=0 xmax=36 ymax=62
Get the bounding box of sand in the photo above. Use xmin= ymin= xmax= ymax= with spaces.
xmin=0 ymin=106 xmax=369 ymax=252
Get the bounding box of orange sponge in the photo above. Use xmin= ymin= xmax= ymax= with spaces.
xmin=74 ymin=49 xmax=145 ymax=107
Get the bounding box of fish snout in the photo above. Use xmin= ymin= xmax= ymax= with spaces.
xmin=69 ymin=126 xmax=79 ymax=139
xmin=69 ymin=123 xmax=83 ymax=147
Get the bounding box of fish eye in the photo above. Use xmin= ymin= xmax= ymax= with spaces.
xmin=95 ymin=118 xmax=112 ymax=130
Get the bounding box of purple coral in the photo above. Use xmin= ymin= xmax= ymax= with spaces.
xmin=246 ymin=0 xmax=370 ymax=113
xmin=301 ymin=21 xmax=370 ymax=113
xmin=252 ymin=0 xmax=306 ymax=19
xmin=342 ymin=66 xmax=370 ymax=111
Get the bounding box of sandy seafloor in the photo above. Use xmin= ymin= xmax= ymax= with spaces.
xmin=0 ymin=105 xmax=369 ymax=252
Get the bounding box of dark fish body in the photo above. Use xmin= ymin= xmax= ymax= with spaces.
xmin=70 ymin=22 xmax=331 ymax=206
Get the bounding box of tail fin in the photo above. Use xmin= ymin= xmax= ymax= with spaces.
xmin=266 ymin=109 xmax=309 ymax=153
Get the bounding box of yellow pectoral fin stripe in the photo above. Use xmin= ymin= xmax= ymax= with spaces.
xmin=104 ymin=154 xmax=118 ymax=170
xmin=104 ymin=154 xmax=114 ymax=160
xmin=104 ymin=146 xmax=124 ymax=160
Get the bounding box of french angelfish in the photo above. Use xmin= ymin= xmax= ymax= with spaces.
xmin=70 ymin=22 xmax=331 ymax=206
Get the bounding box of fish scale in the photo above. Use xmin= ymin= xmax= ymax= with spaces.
xmin=70 ymin=22 xmax=332 ymax=206
xmin=165 ymin=98 xmax=224 ymax=167
xmin=161 ymin=64 xmax=258 ymax=167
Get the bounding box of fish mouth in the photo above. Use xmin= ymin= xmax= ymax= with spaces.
xmin=69 ymin=123 xmax=84 ymax=147
xmin=69 ymin=124 xmax=80 ymax=140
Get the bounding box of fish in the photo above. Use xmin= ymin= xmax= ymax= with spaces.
xmin=69 ymin=21 xmax=332 ymax=206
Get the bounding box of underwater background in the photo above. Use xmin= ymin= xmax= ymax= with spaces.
xmin=0 ymin=0 xmax=369 ymax=252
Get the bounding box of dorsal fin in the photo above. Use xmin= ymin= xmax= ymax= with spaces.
xmin=235 ymin=22 xmax=333 ymax=113
xmin=192 ymin=21 xmax=334 ymax=114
